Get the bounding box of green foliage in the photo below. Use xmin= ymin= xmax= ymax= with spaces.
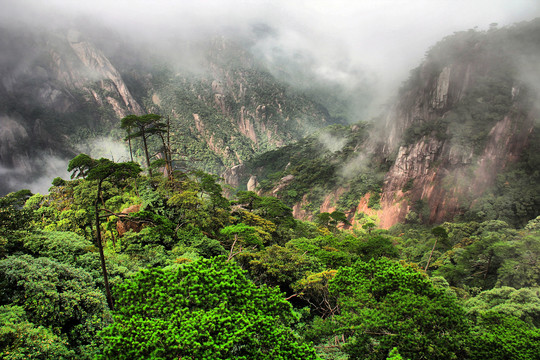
xmin=465 ymin=127 xmax=540 ymax=227
xmin=444 ymin=75 xmax=513 ymax=154
xmin=356 ymin=235 xmax=400 ymax=261
xmin=0 ymin=255 xmax=111 ymax=358
xmin=0 ymin=190 xmax=33 ymax=235
xmin=174 ymin=227 xmax=225 ymax=258
xmin=288 ymin=235 xmax=358 ymax=269
xmin=386 ymin=347 xmax=407 ymax=360
xmin=293 ymin=269 xmax=338 ymax=319
xmin=68 ymin=154 xmax=142 ymax=185
xmin=137 ymin=54 xmax=342 ymax=175
xmin=493 ymin=230 xmax=540 ymax=288
xmin=242 ymin=123 xmax=382 ymax=213
xmin=234 ymin=191 xmax=296 ymax=243
xmin=98 ymin=257 xmax=317 ymax=359
xmin=434 ymin=220 xmax=539 ymax=290
xmin=237 ymin=243 xmax=323 ymax=294
xmin=402 ymin=178 xmax=415 ymax=192
xmin=315 ymin=211 xmax=351 ymax=232
xmin=0 ymin=305 xmax=75 ymax=359
xmin=402 ymin=117 xmax=449 ymax=146
xmin=367 ymin=190 xmax=381 ymax=209
xmin=51 ymin=177 xmax=66 ymax=187
xmin=3 ymin=20 xmax=540 ymax=359
xmin=337 ymin=172 xmax=384 ymax=212
xmin=310 ymin=258 xmax=469 ymax=360
xmin=467 ymin=312 xmax=540 ymax=360
xmin=22 ymin=231 xmax=101 ymax=279
xmin=120 ymin=114 xmax=166 ymax=176
xmin=465 ymin=286 xmax=540 ymax=327
xmin=221 ymin=223 xmax=269 ymax=249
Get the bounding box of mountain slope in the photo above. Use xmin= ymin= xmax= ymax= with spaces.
xmin=0 ymin=26 xmax=343 ymax=195
xmin=379 ymin=20 xmax=540 ymax=228
xmin=231 ymin=19 xmax=540 ymax=228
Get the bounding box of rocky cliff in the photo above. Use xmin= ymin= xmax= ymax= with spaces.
xmin=147 ymin=37 xmax=338 ymax=172
xmin=378 ymin=22 xmax=539 ymax=227
xmin=0 ymin=26 xmax=145 ymax=193
xmin=0 ymin=27 xmax=341 ymax=195
xmin=229 ymin=20 xmax=540 ymax=229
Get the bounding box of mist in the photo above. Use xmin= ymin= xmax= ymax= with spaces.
xmin=0 ymin=156 xmax=70 ymax=195
xmin=2 ymin=0 xmax=539 ymax=106
xmin=75 ymin=137 xmax=130 ymax=163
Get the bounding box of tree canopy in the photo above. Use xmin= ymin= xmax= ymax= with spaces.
xmin=98 ymin=257 xmax=317 ymax=360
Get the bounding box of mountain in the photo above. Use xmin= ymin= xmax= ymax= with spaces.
xmin=0 ymin=24 xmax=345 ymax=195
xmin=2 ymin=19 xmax=539 ymax=228
xmin=378 ymin=20 xmax=540 ymax=228
xmin=231 ymin=19 xmax=540 ymax=228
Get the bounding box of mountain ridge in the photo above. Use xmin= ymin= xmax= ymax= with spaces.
xmin=231 ymin=19 xmax=540 ymax=228
xmin=0 ymin=26 xmax=344 ymax=194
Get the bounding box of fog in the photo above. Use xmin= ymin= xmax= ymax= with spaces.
xmin=0 ymin=156 xmax=70 ymax=195
xmin=3 ymin=0 xmax=539 ymax=99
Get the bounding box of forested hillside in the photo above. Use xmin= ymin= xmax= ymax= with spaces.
xmin=236 ymin=19 xmax=540 ymax=230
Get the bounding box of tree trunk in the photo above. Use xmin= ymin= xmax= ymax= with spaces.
xmin=127 ymin=126 xmax=134 ymax=162
xmin=95 ymin=180 xmax=114 ymax=310
xmin=166 ymin=116 xmax=173 ymax=180
xmin=425 ymin=238 xmax=438 ymax=271
xmin=141 ymin=128 xmax=153 ymax=177
xmin=128 ymin=137 xmax=133 ymax=162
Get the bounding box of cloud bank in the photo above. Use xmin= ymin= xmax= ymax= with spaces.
xmin=2 ymin=0 xmax=539 ymax=99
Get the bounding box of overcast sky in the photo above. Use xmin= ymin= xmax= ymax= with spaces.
xmin=2 ymin=0 xmax=540 ymax=99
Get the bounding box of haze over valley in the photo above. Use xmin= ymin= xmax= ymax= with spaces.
xmin=1 ymin=0 xmax=539 ymax=195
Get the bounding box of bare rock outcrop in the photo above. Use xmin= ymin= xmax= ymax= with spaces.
xmin=379 ymin=52 xmax=536 ymax=227
xmin=116 ymin=204 xmax=143 ymax=237
xmin=67 ymin=30 xmax=143 ymax=117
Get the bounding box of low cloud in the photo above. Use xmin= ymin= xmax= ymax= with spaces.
xmin=318 ymin=132 xmax=347 ymax=153
xmin=75 ymin=136 xmax=130 ymax=163
xmin=0 ymin=156 xmax=70 ymax=195
xmin=0 ymin=137 xmax=129 ymax=196
xmin=339 ymin=152 xmax=369 ymax=180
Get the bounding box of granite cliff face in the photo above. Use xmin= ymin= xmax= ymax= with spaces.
xmin=148 ymin=37 xmax=336 ymax=172
xmin=0 ymin=27 xmax=339 ymax=195
xmin=66 ymin=30 xmax=143 ymax=117
xmin=0 ymin=27 xmax=144 ymax=193
xmin=377 ymin=25 xmax=539 ymax=227
xmin=229 ymin=21 xmax=540 ymax=229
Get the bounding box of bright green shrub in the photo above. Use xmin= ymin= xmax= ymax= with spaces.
xmin=98 ymin=257 xmax=317 ymax=359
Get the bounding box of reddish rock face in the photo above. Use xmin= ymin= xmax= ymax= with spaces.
xmin=378 ymin=38 xmax=537 ymax=227
xmin=223 ymin=24 xmax=539 ymax=229
xmin=116 ymin=204 xmax=143 ymax=237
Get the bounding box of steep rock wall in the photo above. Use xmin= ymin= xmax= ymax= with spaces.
xmin=379 ymin=31 xmax=537 ymax=227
